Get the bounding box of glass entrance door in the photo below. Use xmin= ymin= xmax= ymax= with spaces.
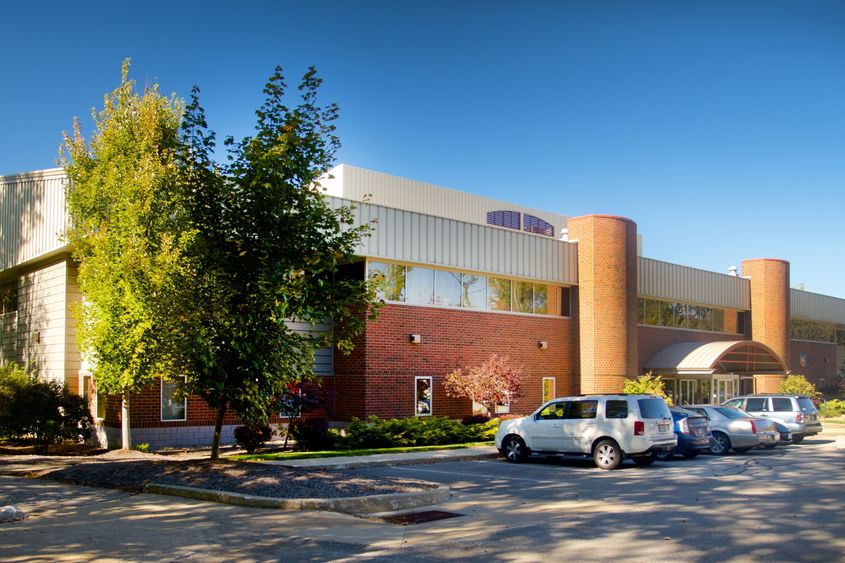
xmin=678 ymin=380 xmax=697 ymax=406
xmin=714 ymin=377 xmax=737 ymax=404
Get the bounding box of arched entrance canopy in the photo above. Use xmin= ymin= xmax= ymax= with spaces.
xmin=644 ymin=340 xmax=787 ymax=376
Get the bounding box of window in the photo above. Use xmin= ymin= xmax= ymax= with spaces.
xmin=713 ymin=308 xmax=725 ymax=332
xmin=638 ymin=297 xmax=728 ymax=333
xmin=542 ymin=377 xmax=556 ymax=403
xmin=791 ymin=318 xmax=836 ymax=343
xmin=513 ymin=281 xmax=533 ymax=313
xmin=495 ymin=392 xmax=511 ymax=414
xmin=415 ymin=376 xmax=432 ymax=416
xmin=161 ymin=377 xmax=187 ymax=421
xmin=566 ymin=400 xmax=598 ymax=419
xmin=461 ymin=274 xmax=486 ymax=309
xmin=533 ymin=285 xmax=549 ymax=315
xmin=746 ymin=398 xmax=768 ymax=411
xmin=0 ymin=283 xmax=17 ymax=314
xmin=96 ymin=388 xmax=107 ymax=420
xmin=405 ymin=266 xmax=434 ymax=305
xmin=486 ymin=210 xmax=521 ymax=230
xmin=837 ymin=329 xmax=845 ymax=347
xmin=637 ymin=398 xmax=671 ymax=419
xmin=523 ymin=214 xmax=555 ymax=237
xmin=561 ymin=287 xmax=572 ymax=317
xmin=772 ymin=398 xmax=794 ymax=412
xmin=369 ymin=261 xmax=405 ymax=301
xmin=537 ymin=401 xmax=566 ymax=420
xmin=487 ymin=278 xmax=511 ymax=311
xmin=737 ymin=311 xmax=747 ymax=335
xmin=605 ymin=400 xmax=629 ymax=419
xmin=434 ymin=270 xmax=462 ymax=307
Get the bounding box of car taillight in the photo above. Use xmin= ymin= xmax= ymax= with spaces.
xmin=679 ymin=419 xmax=689 ymax=434
xmin=749 ymin=420 xmax=757 ymax=434
xmin=796 ymin=413 xmax=804 ymax=424
xmin=634 ymin=420 xmax=645 ymax=435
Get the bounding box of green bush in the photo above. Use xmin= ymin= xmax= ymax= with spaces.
xmin=0 ymin=365 xmax=92 ymax=453
xmin=336 ymin=416 xmax=498 ymax=450
xmin=820 ymin=399 xmax=845 ymax=418
xmin=234 ymin=424 xmax=273 ymax=453
xmin=288 ymin=418 xmax=334 ymax=451
xmin=623 ymin=372 xmax=673 ymax=406
xmin=780 ymin=374 xmax=821 ymax=399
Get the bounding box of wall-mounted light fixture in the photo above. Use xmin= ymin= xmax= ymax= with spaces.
xmin=538 ymin=341 xmax=548 ymax=350
xmin=409 ymin=334 xmax=421 ymax=344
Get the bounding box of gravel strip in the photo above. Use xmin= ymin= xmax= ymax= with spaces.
xmin=0 ymin=453 xmax=433 ymax=499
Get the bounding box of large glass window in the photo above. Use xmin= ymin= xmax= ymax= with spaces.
xmin=712 ymin=308 xmax=725 ymax=332
xmin=639 ymin=297 xmax=728 ymax=334
xmin=488 ymin=278 xmax=511 ymax=311
xmin=533 ymin=285 xmax=549 ymax=315
xmin=513 ymin=281 xmax=534 ymax=313
xmin=369 ymin=262 xmax=405 ymax=302
xmin=791 ymin=318 xmax=835 ymax=343
xmin=161 ymin=377 xmax=187 ymax=421
xmin=415 ymin=376 xmax=432 ymax=416
xmin=434 ymin=270 xmax=462 ymax=307
xmin=405 ymin=267 xmax=434 ymax=305
xmin=461 ymin=274 xmax=487 ymax=309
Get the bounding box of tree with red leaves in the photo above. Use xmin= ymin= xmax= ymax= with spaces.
xmin=445 ymin=354 xmax=524 ymax=416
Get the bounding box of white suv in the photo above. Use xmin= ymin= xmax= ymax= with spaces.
xmin=495 ymin=394 xmax=677 ymax=470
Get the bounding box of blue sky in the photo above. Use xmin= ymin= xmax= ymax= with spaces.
xmin=2 ymin=1 xmax=844 ymax=297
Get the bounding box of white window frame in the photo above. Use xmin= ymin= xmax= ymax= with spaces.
xmin=415 ymin=376 xmax=433 ymax=417
xmin=161 ymin=376 xmax=187 ymax=422
xmin=495 ymin=392 xmax=511 ymax=414
xmin=542 ymin=377 xmax=556 ymax=403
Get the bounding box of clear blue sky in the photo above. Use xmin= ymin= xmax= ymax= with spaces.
xmin=3 ymin=1 xmax=843 ymax=297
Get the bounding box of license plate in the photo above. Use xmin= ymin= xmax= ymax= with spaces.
xmin=658 ymin=423 xmax=669 ymax=432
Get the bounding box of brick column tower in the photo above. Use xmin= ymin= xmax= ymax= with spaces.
xmin=741 ymin=258 xmax=790 ymax=392
xmin=568 ymin=215 xmax=638 ymax=393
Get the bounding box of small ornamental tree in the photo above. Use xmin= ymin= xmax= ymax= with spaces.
xmin=445 ymin=354 xmax=524 ymax=415
xmin=623 ymin=372 xmax=673 ymax=406
xmin=780 ymin=374 xmax=820 ymax=399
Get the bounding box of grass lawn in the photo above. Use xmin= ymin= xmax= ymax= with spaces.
xmin=820 ymin=417 xmax=845 ymax=424
xmin=231 ymin=441 xmax=495 ymax=461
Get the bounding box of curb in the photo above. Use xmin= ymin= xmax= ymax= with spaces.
xmin=267 ymin=450 xmax=500 ymax=470
xmin=143 ymin=482 xmax=451 ymax=514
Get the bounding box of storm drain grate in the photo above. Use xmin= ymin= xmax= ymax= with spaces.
xmin=381 ymin=510 xmax=463 ymax=525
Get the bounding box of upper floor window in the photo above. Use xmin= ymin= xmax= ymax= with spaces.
xmin=523 ymin=214 xmax=555 ymax=237
xmin=637 ymin=297 xmax=729 ymax=333
xmin=486 ymin=210 xmax=521 ymax=230
xmin=791 ymin=318 xmax=835 ymax=343
xmin=1 ymin=284 xmax=17 ymax=315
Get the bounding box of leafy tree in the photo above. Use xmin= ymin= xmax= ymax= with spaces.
xmin=445 ymin=354 xmax=524 ymax=415
xmin=780 ymin=374 xmax=820 ymax=399
xmin=174 ymin=67 xmax=378 ymax=459
xmin=61 ymin=59 xmax=191 ymax=450
xmin=623 ymin=372 xmax=673 ymax=406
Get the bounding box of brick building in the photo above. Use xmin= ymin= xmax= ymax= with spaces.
xmin=2 ymin=165 xmax=844 ymax=448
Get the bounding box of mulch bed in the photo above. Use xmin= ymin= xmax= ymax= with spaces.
xmin=0 ymin=450 xmax=434 ymax=499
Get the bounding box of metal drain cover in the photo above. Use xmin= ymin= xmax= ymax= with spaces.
xmin=381 ymin=510 xmax=463 ymax=525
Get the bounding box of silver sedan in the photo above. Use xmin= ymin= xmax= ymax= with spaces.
xmin=684 ymin=405 xmax=778 ymax=455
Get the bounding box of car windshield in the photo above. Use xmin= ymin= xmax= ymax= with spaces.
xmin=638 ymin=398 xmax=671 ymax=419
xmin=714 ymin=406 xmax=750 ymax=419
xmin=797 ymin=398 xmax=818 ymax=413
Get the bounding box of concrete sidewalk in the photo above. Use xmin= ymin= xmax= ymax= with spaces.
xmin=263 ymin=445 xmax=500 ymax=469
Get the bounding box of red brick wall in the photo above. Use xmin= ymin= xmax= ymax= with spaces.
xmin=331 ymin=303 xmax=575 ymax=420
xmin=742 ymin=258 xmax=790 ymax=366
xmin=789 ymin=339 xmax=837 ymax=389
xmin=568 ymin=215 xmax=638 ymax=393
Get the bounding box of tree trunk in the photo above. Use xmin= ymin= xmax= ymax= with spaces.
xmin=121 ymin=391 xmax=132 ymax=450
xmin=210 ymin=404 xmax=226 ymax=460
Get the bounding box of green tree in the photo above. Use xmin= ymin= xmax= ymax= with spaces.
xmin=175 ymin=67 xmax=378 ymax=459
xmin=780 ymin=374 xmax=820 ymax=399
xmin=623 ymin=372 xmax=673 ymax=406
xmin=61 ymin=60 xmax=192 ymax=450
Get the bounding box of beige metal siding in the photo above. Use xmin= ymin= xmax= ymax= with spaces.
xmin=322 ymin=164 xmax=569 ymax=237
xmin=638 ymin=257 xmax=751 ymax=310
xmin=791 ymin=288 xmax=845 ymax=324
xmin=0 ymin=169 xmax=69 ymax=271
xmin=329 ymin=196 xmax=578 ymax=284
xmin=17 ymin=259 xmax=69 ymax=383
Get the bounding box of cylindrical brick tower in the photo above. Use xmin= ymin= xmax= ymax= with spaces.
xmin=741 ymin=258 xmax=790 ymax=366
xmin=567 ymin=215 xmax=638 ymax=393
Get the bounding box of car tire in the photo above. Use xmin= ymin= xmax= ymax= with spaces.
xmin=655 ymin=449 xmax=673 ymax=461
xmin=683 ymin=451 xmax=699 ymax=459
xmin=710 ymin=432 xmax=731 ymax=456
xmin=792 ymin=435 xmax=804 ymax=445
xmin=633 ymin=454 xmax=657 ymax=467
xmin=503 ymin=435 xmax=528 ymax=463
xmin=593 ymin=439 xmax=623 ymax=470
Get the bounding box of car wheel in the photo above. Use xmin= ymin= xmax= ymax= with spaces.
xmin=655 ymin=449 xmax=673 ymax=461
xmin=683 ymin=451 xmax=699 ymax=459
xmin=710 ymin=432 xmax=731 ymax=455
xmin=733 ymin=447 xmax=751 ymax=454
xmin=633 ymin=454 xmax=656 ymax=467
xmin=593 ymin=439 xmax=623 ymax=470
xmin=792 ymin=435 xmax=804 ymax=445
xmin=503 ymin=435 xmax=528 ymax=463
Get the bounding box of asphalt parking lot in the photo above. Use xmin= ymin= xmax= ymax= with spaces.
xmin=2 ymin=429 xmax=844 ymax=562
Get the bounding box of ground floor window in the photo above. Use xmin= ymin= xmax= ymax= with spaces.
xmin=542 ymin=377 xmax=556 ymax=403
xmin=161 ymin=377 xmax=187 ymax=421
xmin=415 ymin=376 xmax=432 ymax=416
xmin=495 ymin=392 xmax=511 ymax=414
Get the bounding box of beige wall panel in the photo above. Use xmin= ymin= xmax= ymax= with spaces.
xmin=791 ymin=288 xmax=845 ymax=324
xmin=638 ymin=257 xmax=751 ymax=310
xmin=0 ymin=169 xmax=69 ymax=271
xmin=16 ymin=259 xmax=69 ymax=383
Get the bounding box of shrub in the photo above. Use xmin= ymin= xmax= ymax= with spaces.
xmin=288 ymin=418 xmax=333 ymax=451
xmin=623 ymin=372 xmax=673 ymax=406
xmin=819 ymin=399 xmax=845 ymax=418
xmin=445 ymin=354 xmax=524 ymax=415
xmin=462 ymin=414 xmax=491 ymax=425
xmin=234 ymin=424 xmax=273 ymax=454
xmin=0 ymin=370 xmax=92 ymax=453
xmin=133 ymin=442 xmax=151 ymax=453
xmin=336 ymin=416 xmax=498 ymax=450
xmin=780 ymin=374 xmax=821 ymax=399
